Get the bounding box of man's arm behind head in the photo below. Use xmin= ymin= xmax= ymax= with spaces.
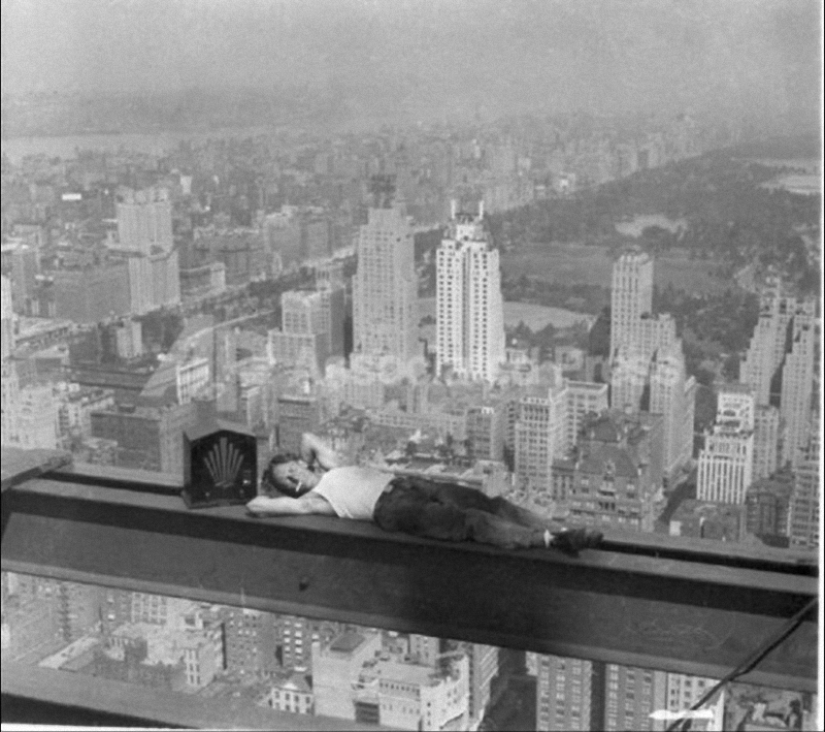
xmin=300 ymin=432 xmax=344 ymax=471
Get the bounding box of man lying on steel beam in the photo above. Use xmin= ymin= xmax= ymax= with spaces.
xmin=246 ymin=432 xmax=602 ymax=555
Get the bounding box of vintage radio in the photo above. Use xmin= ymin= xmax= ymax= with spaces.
xmin=182 ymin=421 xmax=257 ymax=508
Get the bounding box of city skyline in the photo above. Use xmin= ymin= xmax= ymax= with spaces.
xmin=0 ymin=1 xmax=821 ymax=730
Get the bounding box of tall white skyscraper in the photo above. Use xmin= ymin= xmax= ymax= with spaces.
xmin=352 ymin=204 xmax=418 ymax=364
xmin=125 ymin=248 xmax=181 ymax=315
xmin=610 ymin=250 xmax=654 ymax=361
xmin=116 ymin=187 xmax=174 ymax=255
xmin=697 ymin=386 xmax=755 ymax=504
xmin=436 ymin=203 xmax=505 ymax=382
xmin=609 ymin=250 xmax=676 ymax=411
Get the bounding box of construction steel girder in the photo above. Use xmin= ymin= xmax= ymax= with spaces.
xmin=1 ymin=476 xmax=818 ymax=693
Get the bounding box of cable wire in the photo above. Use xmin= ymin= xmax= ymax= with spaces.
xmin=665 ymin=597 xmax=818 ymax=732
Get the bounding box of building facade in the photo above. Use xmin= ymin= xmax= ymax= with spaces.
xmin=352 ymin=205 xmax=418 ymax=364
xmin=90 ymin=402 xmax=198 ymax=476
xmin=176 ymin=357 xmax=210 ymax=406
xmin=790 ymin=426 xmax=820 ymax=549
xmin=648 ymin=341 xmax=696 ymax=479
xmin=435 ymin=205 xmax=505 ymax=382
xmin=124 ymin=248 xmax=181 ymax=315
xmin=740 ymin=279 xmax=796 ymax=406
xmin=565 ymin=381 xmax=609 ymax=451
xmin=514 ymin=382 xmax=568 ymax=498
xmin=536 ymin=655 xmax=592 ymax=731
xmin=552 ymin=411 xmax=664 ymax=532
xmin=610 ymin=250 xmax=653 ymax=362
xmin=312 ymin=631 xmax=383 ymax=721
xmin=780 ymin=307 xmax=818 ymax=468
xmin=602 ymin=664 xmax=666 ymax=732
xmin=609 ymin=251 xmax=677 ymax=413
xmin=696 ymin=387 xmax=755 ymax=504
xmin=116 ymin=187 xmax=174 ymax=255
xmin=51 ymin=264 xmax=132 ymax=324
xmin=1 ymin=274 xmax=13 ymax=361
xmin=752 ymin=405 xmax=780 ymax=481
xmin=277 ymin=393 xmax=324 ymax=453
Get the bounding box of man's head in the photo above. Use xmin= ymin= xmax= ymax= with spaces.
xmin=262 ymin=453 xmax=320 ymax=496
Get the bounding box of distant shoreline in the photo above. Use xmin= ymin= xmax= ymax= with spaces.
xmin=0 ymin=126 xmax=282 ymax=162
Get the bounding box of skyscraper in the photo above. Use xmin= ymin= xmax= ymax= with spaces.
xmin=352 ymin=202 xmax=418 ymax=364
xmin=649 ymin=340 xmax=696 ymax=478
xmin=124 ymin=248 xmax=181 ymax=315
xmin=610 ymin=250 xmax=654 ymax=361
xmin=780 ymin=305 xmax=818 ymax=468
xmin=514 ymin=375 xmax=568 ymax=498
xmin=314 ymin=269 xmax=348 ymax=359
xmin=609 ymin=250 xmax=676 ymax=411
xmin=697 ymin=386 xmax=755 ymax=504
xmin=116 ymin=188 xmax=174 ymax=255
xmin=435 ymin=202 xmax=505 ymax=382
xmin=740 ymin=279 xmax=796 ymax=406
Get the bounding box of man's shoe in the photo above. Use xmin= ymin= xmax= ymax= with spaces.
xmin=550 ymin=528 xmax=603 ymax=556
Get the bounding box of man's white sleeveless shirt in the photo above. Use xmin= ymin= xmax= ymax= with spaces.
xmin=311 ymin=466 xmax=393 ymax=520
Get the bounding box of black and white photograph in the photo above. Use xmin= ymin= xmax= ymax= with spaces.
xmin=1 ymin=1 xmax=822 ymax=729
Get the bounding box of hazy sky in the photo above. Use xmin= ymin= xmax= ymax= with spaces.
xmin=1 ymin=0 xmax=821 ymax=121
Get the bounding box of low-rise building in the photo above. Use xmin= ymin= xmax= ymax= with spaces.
xmin=266 ymin=672 xmax=314 ymax=715
xmin=552 ymin=411 xmax=664 ymax=532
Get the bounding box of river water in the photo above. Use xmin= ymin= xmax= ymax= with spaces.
xmin=1 ymin=126 xmax=280 ymax=162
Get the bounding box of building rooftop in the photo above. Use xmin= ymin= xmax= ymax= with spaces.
xmin=329 ymin=632 xmax=369 ymax=654
xmin=577 ymin=443 xmax=640 ymax=479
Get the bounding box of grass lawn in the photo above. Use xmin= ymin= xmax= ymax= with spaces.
xmin=502 ymin=242 xmax=732 ymax=296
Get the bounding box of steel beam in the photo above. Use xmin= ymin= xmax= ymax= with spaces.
xmin=2 ymin=477 xmax=819 ymax=692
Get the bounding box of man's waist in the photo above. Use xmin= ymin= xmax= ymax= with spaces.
xmin=385 ymin=475 xmax=406 ymax=494
xmin=385 ymin=474 xmax=433 ymax=493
